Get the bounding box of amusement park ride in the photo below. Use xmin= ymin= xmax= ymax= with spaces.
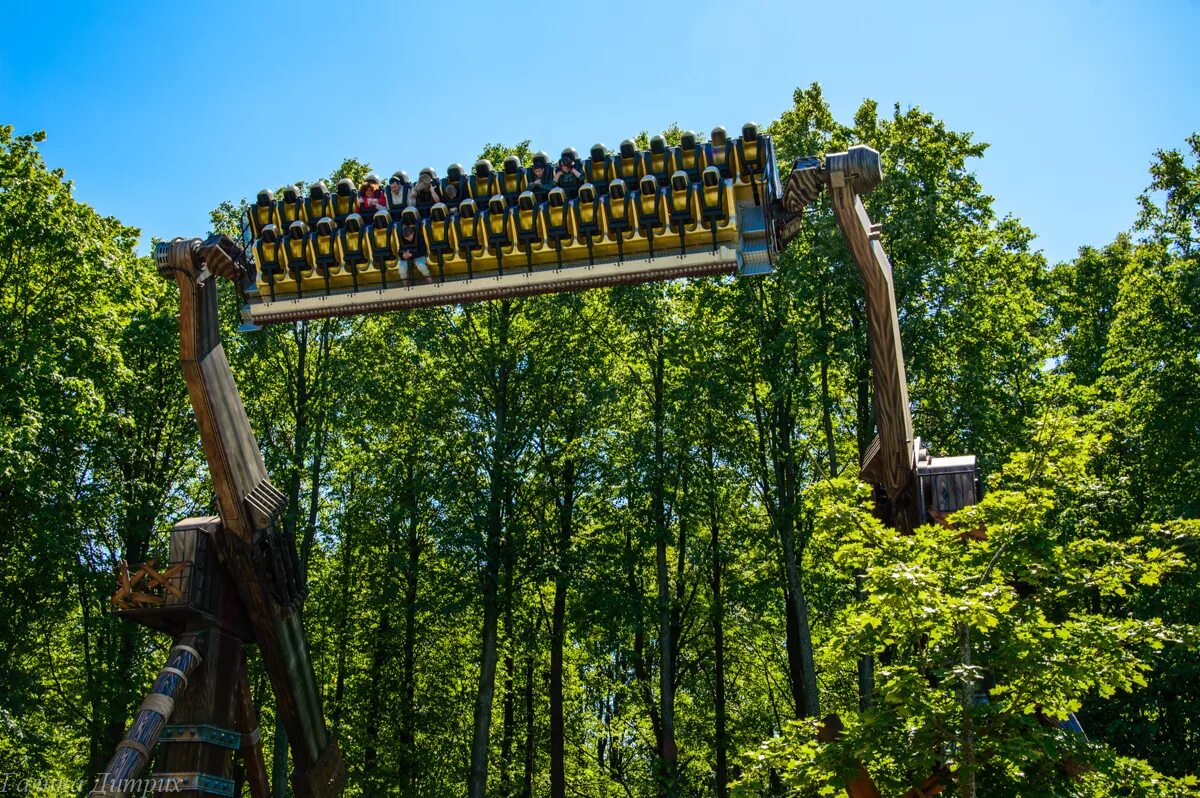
xmin=92 ymin=127 xmax=978 ymax=797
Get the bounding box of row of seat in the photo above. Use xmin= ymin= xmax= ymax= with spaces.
xmin=252 ymin=168 xmax=738 ymax=297
xmin=246 ymin=124 xmax=770 ymax=240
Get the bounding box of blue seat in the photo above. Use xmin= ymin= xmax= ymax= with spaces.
xmin=497 ymin=156 xmax=527 ymax=206
xmin=584 ymin=144 xmax=614 ymax=196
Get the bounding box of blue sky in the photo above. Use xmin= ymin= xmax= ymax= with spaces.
xmin=2 ymin=0 xmax=1197 ymax=264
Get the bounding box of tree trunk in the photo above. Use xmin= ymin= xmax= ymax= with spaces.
xmin=550 ymin=455 xmax=575 ymax=798
xmin=399 ymin=477 xmax=421 ymax=793
xmin=501 ymin=556 xmax=516 ymax=797
xmin=707 ymin=442 xmax=730 ymax=798
xmin=522 ymin=649 xmax=536 ymax=798
xmin=652 ymin=350 xmax=678 ymax=797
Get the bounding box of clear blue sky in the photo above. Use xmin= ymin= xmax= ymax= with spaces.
xmin=2 ymin=0 xmax=1197 ymax=264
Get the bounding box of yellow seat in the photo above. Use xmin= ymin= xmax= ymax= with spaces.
xmin=339 ymin=213 xmax=372 ymax=291
xmin=540 ymin=188 xmax=574 ymax=269
xmin=697 ymin=166 xmax=735 ymax=252
xmin=423 ymin=203 xmax=455 ymax=281
xmin=640 ymin=135 xmax=672 ymax=187
xmin=665 ymin=171 xmax=699 ymax=255
xmin=571 ymin=183 xmax=605 ymax=264
xmin=254 ymin=223 xmax=285 ymax=300
xmin=305 ymin=183 xmax=334 ymax=228
xmin=332 ymin=179 xmax=358 ymax=226
xmin=633 ymin=175 xmax=670 ymax=258
xmin=248 ymin=189 xmax=279 ymax=239
xmin=671 ymin=131 xmax=707 ymax=185
xmin=453 ymin=198 xmax=489 ymax=277
xmin=614 ymin=139 xmax=640 ymax=191
xmin=306 ymin=217 xmax=343 ymax=294
xmin=397 ymin=208 xmax=431 ymax=285
xmin=735 ymin=122 xmax=765 ymax=204
xmin=278 ymin=185 xmax=307 ymax=230
xmin=584 ymin=144 xmax=614 ymax=194
xmin=497 ymin=157 xmax=527 ymax=207
xmin=282 ymin=220 xmax=312 ymax=296
xmin=469 ymin=160 xmax=498 ymax=202
xmin=482 ymin=195 xmax=517 ymax=274
xmin=707 ymin=126 xmax=734 ymax=181
xmin=513 ymin=191 xmax=543 ymax=270
xmin=602 ymin=180 xmax=637 ymax=261
xmin=366 ymin=209 xmax=399 ymax=288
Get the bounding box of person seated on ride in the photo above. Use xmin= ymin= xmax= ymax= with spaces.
xmin=397 ymin=220 xmax=431 ymax=285
xmin=527 ymin=153 xmax=554 ymax=204
xmin=409 ymin=168 xmax=441 ymax=216
xmin=387 ymin=171 xmax=410 ymax=222
xmin=359 ymin=174 xmax=387 ymax=215
xmin=553 ymin=150 xmax=585 ymax=200
xmin=441 ymin=163 xmax=467 ymax=211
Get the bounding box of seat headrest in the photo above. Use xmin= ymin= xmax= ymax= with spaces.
xmin=619 ymin=139 xmax=636 ymax=158
xmin=609 ymin=180 xmax=626 ymax=200
xmin=561 ymin=147 xmax=579 ymax=162
xmin=372 ymin=209 xmax=391 ymax=227
xmin=518 ymin=192 xmax=535 ymax=212
xmin=345 ymin=213 xmax=363 ymax=232
xmin=681 ymin=131 xmax=696 ymax=149
xmin=579 ymin=183 xmax=595 ymax=202
xmin=590 ymin=144 xmax=606 ymax=161
xmin=532 ymin=151 xmax=549 ymax=169
xmin=489 ymin=195 xmax=506 ymax=213
xmin=711 ymin=126 xmax=727 ymax=145
xmin=742 ymin=122 xmax=759 ymax=140
xmin=430 ymin=203 xmax=448 ymax=221
xmin=392 ymin=170 xmax=409 ymax=184
xmin=548 ymin=188 xmax=565 ymax=207
xmin=317 ymin=217 xmax=334 ymax=235
xmin=702 ymin=166 xmax=720 ymax=188
xmin=446 ymin=163 xmax=464 ymax=180
xmin=419 ymin=167 xmax=436 ymax=179
xmin=401 ymin=207 xmax=419 ymax=225
xmin=261 ymin=224 xmax=279 ymax=243
xmin=336 ymin=178 xmax=355 ymax=195
xmin=257 ymin=189 xmax=273 ymax=205
xmin=282 ymin=186 xmax=299 ymax=202
xmin=503 ymin=156 xmax=521 ymax=174
xmin=475 ymin=159 xmax=492 ymax=178
xmin=309 ymin=182 xmax=328 ymax=199
xmin=288 ymin=220 xmax=308 ymax=237
xmin=460 ymin=198 xmax=477 ymax=217
xmin=640 ymin=175 xmax=658 ymax=193
xmin=650 ymin=136 xmax=666 ymax=155
xmin=671 ymin=171 xmax=688 ymax=191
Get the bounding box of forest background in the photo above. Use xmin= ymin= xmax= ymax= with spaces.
xmin=1 ymin=84 xmax=1198 ymax=797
